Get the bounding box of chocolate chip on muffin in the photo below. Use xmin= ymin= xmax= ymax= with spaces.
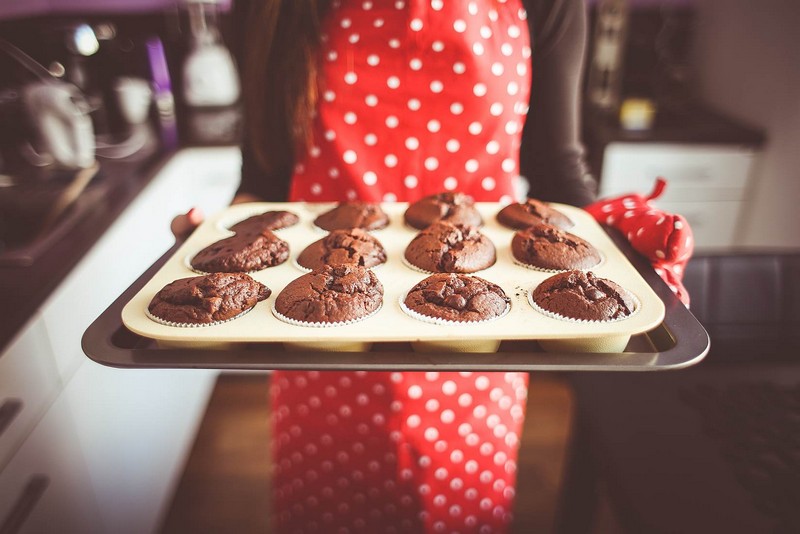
xmin=313 ymin=202 xmax=390 ymax=231
xmin=531 ymin=270 xmax=636 ymax=321
xmin=228 ymin=210 xmax=300 ymax=233
xmin=191 ymin=230 xmax=289 ymax=272
xmin=511 ymin=223 xmax=600 ymax=271
xmin=403 ymin=272 xmax=510 ymax=323
xmin=297 ymin=228 xmax=387 ymax=271
xmin=404 ymin=221 xmax=496 ymax=273
xmin=275 ymin=264 xmax=384 ymax=324
xmin=496 ymin=198 xmax=574 ymax=230
xmin=148 ymin=273 xmax=271 ymax=324
xmin=404 ymin=192 xmax=483 ymax=230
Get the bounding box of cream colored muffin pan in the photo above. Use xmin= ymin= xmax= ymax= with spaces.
xmin=121 ymin=202 xmax=665 ymax=352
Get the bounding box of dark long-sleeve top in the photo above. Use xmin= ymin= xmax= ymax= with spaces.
xmin=237 ymin=0 xmax=595 ymax=207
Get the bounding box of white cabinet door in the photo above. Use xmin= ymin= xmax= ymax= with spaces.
xmin=598 ymin=142 xmax=757 ymax=249
xmin=654 ymin=200 xmax=745 ymax=251
xmin=35 ymin=147 xmax=242 ymax=534
xmin=62 ymin=363 xmax=216 ymax=534
xmin=0 ymin=315 xmax=60 ymax=469
xmin=0 ymin=390 xmax=101 ymax=534
xmin=600 ymin=142 xmax=756 ymax=202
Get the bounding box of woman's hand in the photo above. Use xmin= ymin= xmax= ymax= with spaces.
xmin=585 ymin=178 xmax=693 ymax=306
xmin=170 ymin=207 xmax=205 ymax=239
xmin=169 ymin=194 xmax=262 ymax=238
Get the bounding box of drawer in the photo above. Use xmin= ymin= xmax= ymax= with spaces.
xmin=655 ymin=200 xmax=745 ymax=250
xmin=600 ymin=142 xmax=757 ymax=202
xmin=62 ymin=363 xmax=216 ymax=534
xmin=0 ymin=392 xmax=101 ymax=533
xmin=0 ymin=315 xmax=60 ymax=469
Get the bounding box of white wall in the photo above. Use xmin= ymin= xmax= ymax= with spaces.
xmin=692 ymin=0 xmax=800 ymax=248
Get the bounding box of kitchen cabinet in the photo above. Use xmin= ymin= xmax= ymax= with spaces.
xmin=61 ymin=364 xmax=217 ymax=534
xmin=598 ymin=142 xmax=758 ymax=250
xmin=0 ymin=147 xmax=241 ymax=533
xmin=0 ymin=388 xmax=101 ymax=534
xmin=584 ymin=105 xmax=764 ymax=251
xmin=0 ymin=314 xmax=60 ymax=470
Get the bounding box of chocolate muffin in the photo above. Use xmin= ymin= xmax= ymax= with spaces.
xmin=297 ymin=228 xmax=387 ymax=271
xmin=228 ymin=210 xmax=299 ymax=233
xmin=404 ymin=221 xmax=496 ymax=273
xmin=313 ymin=202 xmax=390 ymax=231
xmin=274 ymin=264 xmax=383 ymax=324
xmin=191 ymin=230 xmax=289 ymax=273
xmin=531 ymin=270 xmax=636 ymax=321
xmin=496 ymin=198 xmax=574 ymax=230
xmin=404 ymin=192 xmax=483 ymax=230
xmin=403 ymin=273 xmax=510 ymax=323
xmin=148 ymin=273 xmax=270 ymax=324
xmin=512 ymin=223 xmax=601 ymax=271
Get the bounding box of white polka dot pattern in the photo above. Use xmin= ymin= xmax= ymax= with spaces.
xmin=275 ymin=2 xmax=531 ymax=531
xmin=273 ymin=370 xmax=528 ymax=533
xmin=288 ymin=0 xmax=531 ymax=203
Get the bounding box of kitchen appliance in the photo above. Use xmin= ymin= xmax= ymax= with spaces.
xmin=0 ymin=38 xmax=102 ymax=265
xmin=22 ymin=80 xmax=96 ymax=170
xmin=587 ymin=0 xmax=629 ymax=111
xmin=114 ymin=77 xmax=153 ymax=127
xmin=1 ymin=38 xmax=96 ymax=170
xmin=181 ymin=0 xmax=240 ymax=107
xmin=586 ymin=0 xmax=697 ymax=112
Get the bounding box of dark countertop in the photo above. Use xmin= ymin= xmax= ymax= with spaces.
xmin=581 ymin=100 xmax=767 ymax=189
xmin=0 ymin=148 xmax=176 ymax=354
xmin=584 ymin=101 xmax=766 ymax=147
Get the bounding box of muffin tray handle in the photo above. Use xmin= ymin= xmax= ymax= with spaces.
xmin=82 ymin=229 xmax=710 ymax=372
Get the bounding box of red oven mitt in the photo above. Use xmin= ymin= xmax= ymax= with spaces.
xmin=585 ymin=178 xmax=693 ymax=306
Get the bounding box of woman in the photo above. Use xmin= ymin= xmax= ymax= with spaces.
xmin=178 ymin=1 xmax=592 ymax=532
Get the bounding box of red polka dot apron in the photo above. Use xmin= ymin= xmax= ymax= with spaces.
xmin=274 ymin=2 xmax=532 ymax=532
xmin=289 ymin=0 xmax=531 ymax=204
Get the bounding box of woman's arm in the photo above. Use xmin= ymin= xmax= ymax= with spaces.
xmin=521 ymin=0 xmax=596 ymax=207
xmin=237 ymin=141 xmax=292 ymax=202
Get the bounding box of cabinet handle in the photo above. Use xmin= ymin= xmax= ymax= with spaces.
xmin=0 ymin=400 xmax=23 ymax=439
xmin=0 ymin=475 xmax=49 ymax=534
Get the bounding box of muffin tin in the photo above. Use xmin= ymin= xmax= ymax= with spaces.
xmin=120 ymin=202 xmax=665 ymax=353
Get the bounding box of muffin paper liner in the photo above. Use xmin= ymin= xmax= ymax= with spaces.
xmin=291 ymin=257 xmax=315 ymax=273
xmin=145 ymin=305 xmax=254 ymax=328
xmin=292 ymin=257 xmax=385 ymax=274
xmin=185 ymin=252 xmax=282 ymax=275
xmin=310 ymin=222 xmax=331 ymax=234
xmin=185 ymin=253 xmax=214 ymax=275
xmin=403 ymin=219 xmax=487 ymax=233
xmin=401 ymin=255 xmax=437 ymax=275
xmin=311 ymin=221 xmax=389 ymax=235
xmin=400 ymin=254 xmax=490 ymax=275
xmin=271 ymin=301 xmax=383 ymax=328
xmin=526 ymin=288 xmax=641 ymax=324
xmin=509 ymin=249 xmax=606 ymax=273
xmin=398 ymin=292 xmax=511 ymax=326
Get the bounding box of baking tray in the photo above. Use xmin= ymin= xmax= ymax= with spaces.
xmin=83 ymin=203 xmax=709 ymax=371
xmin=121 ymin=202 xmax=664 ymax=351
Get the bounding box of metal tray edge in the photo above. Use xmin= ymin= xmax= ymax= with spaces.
xmin=82 ymin=227 xmax=710 ymax=372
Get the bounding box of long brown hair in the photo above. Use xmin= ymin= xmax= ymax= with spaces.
xmin=243 ymin=0 xmax=331 ymax=176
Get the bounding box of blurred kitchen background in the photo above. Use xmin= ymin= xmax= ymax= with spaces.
xmin=0 ymin=1 xmax=798 ymax=533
